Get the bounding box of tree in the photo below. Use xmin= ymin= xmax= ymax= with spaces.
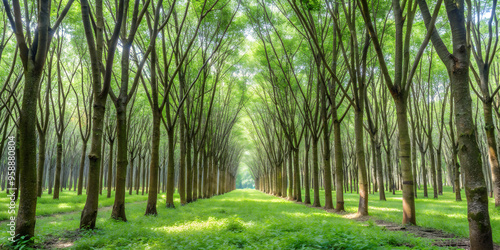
xmin=2 ymin=0 xmax=74 ymax=240
xmin=80 ymin=0 xmax=126 ymax=229
xmin=417 ymin=0 xmax=494 ymax=247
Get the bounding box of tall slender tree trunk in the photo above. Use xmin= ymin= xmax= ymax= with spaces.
xmin=146 ymin=111 xmax=161 ymax=214
xmin=303 ymin=143 xmax=310 ymax=204
xmin=80 ymin=100 xmax=106 ymax=229
xmin=142 ymin=156 xmax=146 ymax=195
xmin=203 ymin=154 xmax=209 ymax=198
xmin=166 ymin=129 xmax=176 ymax=207
xmin=421 ymin=149 xmax=428 ymax=198
xmin=333 ymin=111 xmax=345 ymax=210
xmin=186 ymin=139 xmax=193 ymax=203
xmin=451 ymin=65 xmax=493 ymax=249
xmin=128 ymin=160 xmax=134 ymax=195
xmin=394 ymin=97 xmax=416 ymax=225
xmin=111 ymin=107 xmax=128 ymax=221
xmin=436 ymin=149 xmax=443 ymax=195
xmin=136 ymin=156 xmax=141 ymax=195
xmin=411 ymin=121 xmax=418 ymax=198
xmin=53 ymin=136 xmax=63 ymax=199
xmin=312 ymin=138 xmax=321 ymax=207
xmin=276 ymin=163 xmax=282 ymax=197
xmin=428 ymin=140 xmax=438 ymax=198
xmin=282 ymin=159 xmax=287 ymax=198
xmin=179 ymin=125 xmax=186 ymax=205
xmin=375 ymin=143 xmax=385 ymax=200
xmin=37 ymin=134 xmax=46 ymax=197
xmin=371 ymin=140 xmax=378 ymax=193
xmin=107 ymin=141 xmax=114 ymax=198
xmin=192 ymin=148 xmax=198 ymax=201
xmin=16 ymin=71 xmax=42 ymax=238
xmin=354 ymin=107 xmax=368 ymax=215
xmin=198 ymin=151 xmax=203 ymax=199
xmin=78 ymin=142 xmax=87 ymax=195
xmin=483 ymin=102 xmax=500 ymax=207
xmin=293 ymin=149 xmax=301 ymax=202
xmin=99 ymin=141 xmax=105 ymax=195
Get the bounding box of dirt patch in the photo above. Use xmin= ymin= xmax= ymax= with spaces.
xmin=41 ymin=230 xmax=82 ymax=249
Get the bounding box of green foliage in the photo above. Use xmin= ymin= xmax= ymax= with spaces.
xmin=301 ymin=187 xmax=500 ymax=245
xmin=0 ymin=190 xmax=450 ymax=249
xmin=6 ymin=235 xmax=33 ymax=250
xmin=235 ymin=164 xmax=255 ymax=189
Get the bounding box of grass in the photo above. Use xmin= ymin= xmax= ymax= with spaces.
xmin=299 ymin=186 xmax=500 ymax=244
xmin=0 ymin=189 xmax=149 ymax=221
xmin=0 ymin=189 xmax=445 ymax=249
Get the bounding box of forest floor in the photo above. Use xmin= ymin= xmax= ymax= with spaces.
xmin=0 ymin=188 xmax=497 ymax=249
xmin=301 ymin=186 xmax=500 ymax=245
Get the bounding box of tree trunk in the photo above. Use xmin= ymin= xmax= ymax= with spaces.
xmin=146 ymin=111 xmax=161 ymax=214
xmin=186 ymin=138 xmax=193 ymax=203
xmin=333 ymin=112 xmax=345 ymax=210
xmin=179 ymin=126 xmax=186 ymax=205
xmin=198 ymin=151 xmax=203 ymax=199
xmin=483 ymin=101 xmax=500 ymax=207
xmin=80 ymin=99 xmax=106 ymax=229
xmin=411 ymin=121 xmax=418 ymax=198
xmin=53 ymin=136 xmax=63 ymax=199
xmin=371 ymin=140 xmax=378 ymax=193
xmin=37 ymin=134 xmax=46 ymax=197
xmin=354 ymin=107 xmax=368 ymax=215
xmin=451 ymin=64 xmax=493 ymax=249
xmin=282 ymin=158 xmax=287 ymax=198
xmin=436 ymin=148 xmax=443 ymax=195
xmin=312 ymin=138 xmax=321 ymax=207
xmin=376 ymin=143 xmax=385 ymax=201
xmin=99 ymin=141 xmax=105 ymax=195
xmin=166 ymin=129 xmax=176 ymax=207
xmin=136 ymin=156 xmax=141 ymax=195
xmin=394 ymin=97 xmax=416 ymax=225
xmin=421 ymin=149 xmax=428 ymax=198
xmin=142 ymin=156 xmax=146 ymax=195
xmin=293 ymin=149 xmax=302 ymax=202
xmin=78 ymin=142 xmax=87 ymax=195
xmin=303 ymin=143 xmax=310 ymax=204
xmin=128 ymin=159 xmax=133 ymax=195
xmin=111 ymin=106 xmax=128 ymax=221
xmin=193 ymin=147 xmax=198 ymax=201
xmin=322 ymin=99 xmax=334 ymax=210
xmin=107 ymin=141 xmax=114 ymax=198
xmin=428 ymin=140 xmax=438 ymax=199
xmin=16 ymin=70 xmax=42 ymax=239
xmin=276 ymin=163 xmax=282 ymax=197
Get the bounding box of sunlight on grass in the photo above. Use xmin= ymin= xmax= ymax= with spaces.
xmin=0 ymin=187 xmax=498 ymax=248
xmin=300 ymin=186 xmax=500 ymax=244
xmin=0 ymin=190 xmax=447 ymax=249
xmin=369 ymin=206 xmax=400 ymax=212
xmin=57 ymin=203 xmax=72 ymax=209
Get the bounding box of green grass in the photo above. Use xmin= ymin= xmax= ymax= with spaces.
xmin=0 ymin=189 xmax=149 ymax=221
xmin=0 ymin=190 xmax=447 ymax=249
xmin=299 ymin=186 xmax=500 ymax=244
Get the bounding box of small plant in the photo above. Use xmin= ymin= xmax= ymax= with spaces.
xmin=226 ymin=217 xmax=245 ymax=233
xmin=7 ymin=235 xmax=34 ymax=250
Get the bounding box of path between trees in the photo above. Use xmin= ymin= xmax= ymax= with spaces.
xmin=4 ymin=193 xmax=499 ymax=249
